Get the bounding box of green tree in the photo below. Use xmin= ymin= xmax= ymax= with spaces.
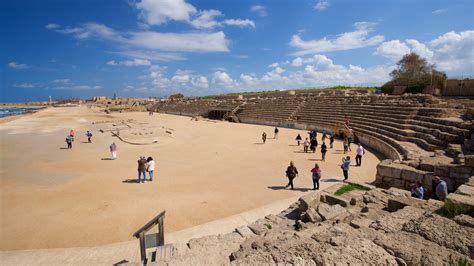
xmin=169 ymin=93 xmax=184 ymax=99
xmin=382 ymin=52 xmax=446 ymax=94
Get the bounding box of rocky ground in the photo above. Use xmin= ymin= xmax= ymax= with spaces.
xmin=153 ymin=180 xmax=474 ymax=265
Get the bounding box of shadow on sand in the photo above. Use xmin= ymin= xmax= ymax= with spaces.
xmin=59 ymin=147 xmax=69 ymax=150
xmin=321 ymin=178 xmax=342 ymax=183
xmin=101 ymin=158 xmax=115 ymax=160
xmin=122 ymin=179 xmax=139 ymax=184
xmin=254 ymin=142 xmax=265 ymax=145
xmin=267 ymin=185 xmax=311 ymax=192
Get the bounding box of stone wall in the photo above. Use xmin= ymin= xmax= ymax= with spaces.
xmin=376 ymin=159 xmax=474 ymax=196
xmin=444 ymin=79 xmax=474 ymax=96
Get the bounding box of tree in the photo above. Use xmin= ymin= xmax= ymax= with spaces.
xmin=382 ymin=52 xmax=446 ymax=94
xmin=169 ymin=93 xmax=184 ymax=99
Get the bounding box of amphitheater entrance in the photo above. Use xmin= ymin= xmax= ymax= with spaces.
xmin=208 ymin=108 xmax=233 ymax=120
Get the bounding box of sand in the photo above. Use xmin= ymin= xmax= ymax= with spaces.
xmin=0 ymin=106 xmax=381 ymax=250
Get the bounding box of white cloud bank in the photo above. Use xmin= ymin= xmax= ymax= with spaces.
xmin=250 ymin=5 xmax=267 ymax=17
xmin=290 ymin=22 xmax=384 ymax=55
xmin=7 ymin=62 xmax=30 ymax=69
xmin=314 ymin=0 xmax=330 ymax=11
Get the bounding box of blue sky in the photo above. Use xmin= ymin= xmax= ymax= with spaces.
xmin=1 ymin=0 xmax=473 ymax=102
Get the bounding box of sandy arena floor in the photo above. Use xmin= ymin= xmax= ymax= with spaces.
xmin=0 ymin=106 xmax=381 ymax=250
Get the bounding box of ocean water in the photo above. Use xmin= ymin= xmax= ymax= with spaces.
xmin=0 ymin=107 xmax=38 ymax=118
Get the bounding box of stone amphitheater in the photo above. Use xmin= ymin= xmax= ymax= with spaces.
xmin=139 ymin=89 xmax=474 ymax=265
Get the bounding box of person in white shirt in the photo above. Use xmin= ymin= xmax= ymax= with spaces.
xmin=146 ymin=157 xmax=155 ymax=182
xmin=355 ymin=144 xmax=365 ymax=166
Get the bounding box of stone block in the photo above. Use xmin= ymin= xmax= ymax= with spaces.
xmin=322 ymin=192 xmax=350 ymax=207
xmin=446 ymin=193 xmax=474 ymax=215
xmin=465 ymin=155 xmax=474 ymax=167
xmin=350 ymin=217 xmax=374 ymax=229
xmin=387 ymin=187 xmax=411 ymax=197
xmin=419 ymin=162 xmax=434 ymax=172
xmin=235 ymin=226 xmax=255 ymax=237
xmin=433 ymin=165 xmax=449 ymax=177
xmin=455 ymin=184 xmax=474 ymax=197
xmin=383 ymin=177 xmax=405 ymax=189
xmin=317 ymin=203 xmax=348 ymax=221
xmin=298 ymin=191 xmax=321 ymax=212
xmin=453 ymin=214 xmax=474 ymax=228
xmin=401 ymin=169 xmax=427 ymax=183
xmin=301 ymin=208 xmax=322 ymax=223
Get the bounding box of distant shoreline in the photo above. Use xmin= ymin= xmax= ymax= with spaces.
xmin=0 ymin=106 xmax=47 ymax=124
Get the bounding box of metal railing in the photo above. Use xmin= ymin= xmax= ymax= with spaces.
xmin=133 ymin=210 xmax=166 ymax=265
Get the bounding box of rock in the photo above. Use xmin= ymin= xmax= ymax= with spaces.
xmin=322 ymin=192 xmax=350 ymax=207
xmin=454 ymin=214 xmax=474 ymax=228
xmin=455 ymin=184 xmax=474 ymax=196
xmin=387 ymin=197 xmax=424 ymax=212
xmin=265 ymin=214 xmax=282 ymax=225
xmin=235 ymin=226 xmax=255 ymax=237
xmin=465 ymin=155 xmax=474 ymax=167
xmin=370 ymin=206 xmax=425 ymax=233
xmin=248 ymin=222 xmax=268 ymax=235
xmin=304 ymin=208 xmax=322 ymax=223
xmin=317 ymin=203 xmax=349 ymax=221
xmin=361 ymin=206 xmax=369 ymax=213
xmin=350 ymin=198 xmax=357 ymax=205
xmin=298 ymin=191 xmax=321 ymax=212
xmin=387 ymin=187 xmax=411 ymax=197
xmin=350 ymin=217 xmax=373 ymax=229
xmin=446 ymin=193 xmax=474 ymax=215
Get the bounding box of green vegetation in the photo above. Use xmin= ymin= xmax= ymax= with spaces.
xmin=334 ymin=183 xmax=370 ymax=196
xmin=435 ymin=200 xmax=470 ymax=219
xmin=264 ymin=223 xmax=272 ymax=230
xmin=448 ymin=255 xmax=471 ymax=266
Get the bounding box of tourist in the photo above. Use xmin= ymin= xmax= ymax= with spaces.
xmin=69 ymin=129 xmax=75 ymax=142
xmin=433 ymin=176 xmax=448 ymax=201
xmin=303 ymin=138 xmax=310 ymax=153
xmin=310 ymin=163 xmax=321 ymax=190
xmin=146 ymin=157 xmax=155 ymax=182
xmin=322 ymin=129 xmax=327 ymax=142
xmin=66 ymin=135 xmax=73 ymax=149
xmin=274 ymin=127 xmax=279 ymax=139
xmin=343 ymin=138 xmax=349 ymax=154
xmin=355 ymin=144 xmax=365 ymax=166
xmin=295 ymin=134 xmax=302 ymax=146
xmin=347 ymin=136 xmax=353 ymax=151
xmin=262 ymin=132 xmax=267 ymax=144
xmin=321 ymin=142 xmax=327 ymax=161
xmin=110 ymin=142 xmax=117 ymax=159
xmin=137 ymin=156 xmax=147 ymax=183
xmin=341 ymin=156 xmax=351 ymax=180
xmin=330 ymin=134 xmax=334 ymax=149
xmin=411 ymin=181 xmax=425 ymax=199
xmin=285 ymin=161 xmax=298 ymax=190
xmin=310 ymin=138 xmax=318 ymax=153
xmin=86 ymin=130 xmax=93 ymax=143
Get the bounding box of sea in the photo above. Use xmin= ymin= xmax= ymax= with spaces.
xmin=0 ymin=107 xmax=39 ymax=118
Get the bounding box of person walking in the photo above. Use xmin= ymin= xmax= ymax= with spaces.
xmin=310 ymin=138 xmax=318 ymax=153
xmin=303 ymin=138 xmax=310 ymax=153
xmin=321 ymin=142 xmax=327 ymax=161
xmin=262 ymin=132 xmax=267 ymax=144
xmin=285 ymin=161 xmax=298 ymax=190
xmin=322 ymin=129 xmax=327 ymax=142
xmin=295 ymin=134 xmax=302 ymax=146
xmin=86 ymin=130 xmax=93 ymax=143
xmin=137 ymin=156 xmax=147 ymax=183
xmin=341 ymin=156 xmax=351 ymax=180
xmin=347 ymin=136 xmax=353 ymax=152
xmin=146 ymin=157 xmax=155 ymax=182
xmin=66 ymin=135 xmax=73 ymax=149
xmin=355 ymin=143 xmax=365 ymax=166
xmin=274 ymin=127 xmax=279 ymax=139
xmin=433 ymin=176 xmax=448 ymax=201
xmin=310 ymin=163 xmax=321 ymax=190
xmin=69 ymin=129 xmax=75 ymax=141
xmin=343 ymin=138 xmax=349 ymax=154
xmin=330 ymin=133 xmax=334 ymax=149
xmin=110 ymin=142 xmax=117 ymax=159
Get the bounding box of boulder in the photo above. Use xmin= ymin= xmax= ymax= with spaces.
xmin=446 ymin=193 xmax=474 ymax=215
xmin=235 ymin=226 xmax=255 ymax=237
xmin=322 ymin=192 xmax=350 ymax=207
xmin=301 ymin=208 xmax=322 ymax=223
xmin=298 ymin=191 xmax=321 ymax=212
xmin=455 ymin=184 xmax=474 ymax=197
xmin=317 ymin=203 xmax=349 ymax=221
xmin=350 ymin=217 xmax=374 ymax=229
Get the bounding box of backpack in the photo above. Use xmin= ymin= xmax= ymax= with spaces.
xmin=286 ymin=167 xmax=295 ymax=178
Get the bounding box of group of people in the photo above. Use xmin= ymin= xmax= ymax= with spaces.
xmin=137 ymin=156 xmax=155 ymax=184
xmin=284 ymin=162 xmax=322 ymax=190
xmin=411 ymin=175 xmax=448 ymax=200
xmin=65 ymin=129 xmax=94 ymax=149
xmin=261 ymin=127 xmax=279 ymax=143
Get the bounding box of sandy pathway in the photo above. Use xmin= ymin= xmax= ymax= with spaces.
xmin=0 ymin=106 xmax=381 ymax=250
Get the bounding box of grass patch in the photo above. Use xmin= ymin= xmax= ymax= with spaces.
xmin=435 ymin=200 xmax=470 ymax=219
xmin=334 ymin=183 xmax=370 ymax=196
xmin=448 ymin=254 xmax=471 ymax=266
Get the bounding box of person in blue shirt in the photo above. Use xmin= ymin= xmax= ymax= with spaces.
xmin=411 ymin=181 xmax=425 ymax=199
xmin=341 ymin=156 xmax=351 ymax=180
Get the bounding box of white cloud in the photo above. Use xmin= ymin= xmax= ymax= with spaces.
xmin=432 ymin=9 xmax=447 ymax=15
xmin=52 ymin=79 xmax=71 ymax=84
xmin=107 ymin=60 xmax=118 ymax=65
xmin=240 ymin=74 xmax=258 ymax=85
xmin=212 ymin=71 xmax=234 ymax=86
xmin=375 ymin=40 xmax=411 ymax=61
xmin=122 ymin=58 xmax=151 ymax=66
xmin=406 ymin=39 xmax=433 ymax=60
xmin=222 ymin=19 xmax=255 ymax=28
xmin=314 ymin=0 xmax=330 ymax=11
xmin=135 ymin=0 xmax=197 ymax=25
xmin=13 ymin=83 xmax=35 ymax=88
xmin=250 ymin=5 xmax=267 ymax=17
xmin=45 ymin=23 xmax=60 ymax=30
xmin=191 ymin=76 xmax=209 ymax=88
xmin=292 ymin=57 xmax=303 ymax=67
xmin=110 ymin=50 xmax=185 ymax=62
xmin=430 ymin=30 xmax=474 ymax=72
xmin=290 ymin=22 xmax=384 ymax=55
xmin=7 ymin=62 xmax=30 ymax=69
xmin=47 ymin=23 xmax=230 ymax=53
xmin=268 ymin=62 xmax=279 ymax=68
xmin=50 ymin=85 xmax=101 ymax=90
xmin=171 ymin=74 xmax=190 ymax=83
xmin=190 ymin=9 xmax=222 ymax=29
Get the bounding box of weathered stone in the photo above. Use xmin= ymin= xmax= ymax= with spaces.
xmin=455 ymin=184 xmax=474 ymax=196
xmin=401 ymin=168 xmax=427 ymax=183
xmin=317 ymin=203 xmax=349 ymax=221
xmin=265 ymin=214 xmax=282 ymax=225
xmin=304 ymin=208 xmax=322 ymax=223
xmin=350 ymin=198 xmax=357 ymax=205
xmin=433 ymin=165 xmax=449 ymax=177
xmin=370 ymin=206 xmax=425 ymax=233
xmin=361 ymin=205 xmax=369 ymax=213
xmin=350 ymin=217 xmax=373 ymax=229
xmin=322 ymin=192 xmax=350 ymax=207
xmin=454 ymin=214 xmax=474 ymax=228
xmin=387 ymin=187 xmax=411 ymax=197
xmin=446 ymin=193 xmax=474 ymax=215
xmin=298 ymin=191 xmax=321 ymax=212
xmin=235 ymin=226 xmax=255 ymax=237
xmin=382 ymin=177 xmax=405 ymax=189
xmin=248 ymin=222 xmax=268 ymax=235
